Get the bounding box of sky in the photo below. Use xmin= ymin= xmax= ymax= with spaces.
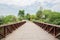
xmin=0 ymin=0 xmax=60 ymax=16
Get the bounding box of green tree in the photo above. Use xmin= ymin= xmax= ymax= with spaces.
xmin=4 ymin=15 xmax=17 ymax=24
xmin=36 ymin=10 xmax=42 ymax=18
xmin=49 ymin=12 xmax=60 ymax=25
xmin=30 ymin=15 xmax=37 ymax=21
xmin=36 ymin=7 xmax=43 ymax=20
xmin=25 ymin=13 xmax=30 ymax=20
xmin=43 ymin=10 xmax=60 ymax=25
xmin=18 ymin=10 xmax=25 ymax=20
xmin=0 ymin=16 xmax=4 ymax=25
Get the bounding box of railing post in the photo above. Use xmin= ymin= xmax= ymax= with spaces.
xmin=54 ymin=27 xmax=56 ymax=36
xmin=4 ymin=26 xmax=6 ymax=37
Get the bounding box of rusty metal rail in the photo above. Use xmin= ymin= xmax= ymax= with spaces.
xmin=33 ymin=22 xmax=60 ymax=39
xmin=0 ymin=21 xmax=26 ymax=39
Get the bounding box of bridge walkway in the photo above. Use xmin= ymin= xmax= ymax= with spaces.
xmin=2 ymin=21 xmax=58 ymax=40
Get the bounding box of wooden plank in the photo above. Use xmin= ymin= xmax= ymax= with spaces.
xmin=48 ymin=27 xmax=54 ymax=33
xmin=56 ymin=33 xmax=60 ymax=39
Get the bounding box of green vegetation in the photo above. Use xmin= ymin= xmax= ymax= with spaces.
xmin=42 ymin=10 xmax=60 ymax=25
xmin=18 ymin=10 xmax=25 ymax=21
xmin=24 ymin=9 xmax=60 ymax=25
xmin=0 ymin=16 xmax=4 ymax=25
xmin=0 ymin=10 xmax=25 ymax=25
xmin=25 ymin=13 xmax=30 ymax=20
xmin=4 ymin=15 xmax=18 ymax=24
xmin=34 ymin=9 xmax=60 ymax=25
xmin=0 ymin=8 xmax=60 ymax=25
xmin=0 ymin=15 xmax=18 ymax=25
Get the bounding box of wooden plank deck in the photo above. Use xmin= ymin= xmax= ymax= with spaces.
xmin=1 ymin=21 xmax=58 ymax=40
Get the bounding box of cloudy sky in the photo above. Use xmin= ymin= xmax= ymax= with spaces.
xmin=0 ymin=0 xmax=60 ymax=16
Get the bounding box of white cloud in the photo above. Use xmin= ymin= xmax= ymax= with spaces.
xmin=51 ymin=4 xmax=60 ymax=12
xmin=0 ymin=0 xmax=60 ymax=12
xmin=37 ymin=0 xmax=60 ymax=12
xmin=0 ymin=0 xmax=37 ymax=6
xmin=50 ymin=0 xmax=60 ymax=12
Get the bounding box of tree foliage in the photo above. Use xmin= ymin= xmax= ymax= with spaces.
xmin=25 ymin=13 xmax=30 ymax=20
xmin=0 ymin=16 xmax=4 ymax=25
xmin=41 ymin=10 xmax=60 ymax=25
xmin=18 ymin=10 xmax=25 ymax=20
xmin=4 ymin=15 xmax=17 ymax=24
xmin=0 ymin=8 xmax=60 ymax=25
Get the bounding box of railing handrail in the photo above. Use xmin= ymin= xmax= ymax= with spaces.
xmin=0 ymin=21 xmax=25 ymax=27
xmin=34 ymin=21 xmax=60 ymax=39
xmin=0 ymin=21 xmax=26 ymax=39
xmin=34 ymin=22 xmax=60 ymax=28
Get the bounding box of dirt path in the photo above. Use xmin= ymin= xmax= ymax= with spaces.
xmin=2 ymin=21 xmax=58 ymax=40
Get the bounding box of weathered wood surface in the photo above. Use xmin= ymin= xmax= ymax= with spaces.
xmin=2 ymin=21 xmax=58 ymax=40
xmin=34 ymin=22 xmax=60 ymax=39
xmin=0 ymin=21 xmax=26 ymax=39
